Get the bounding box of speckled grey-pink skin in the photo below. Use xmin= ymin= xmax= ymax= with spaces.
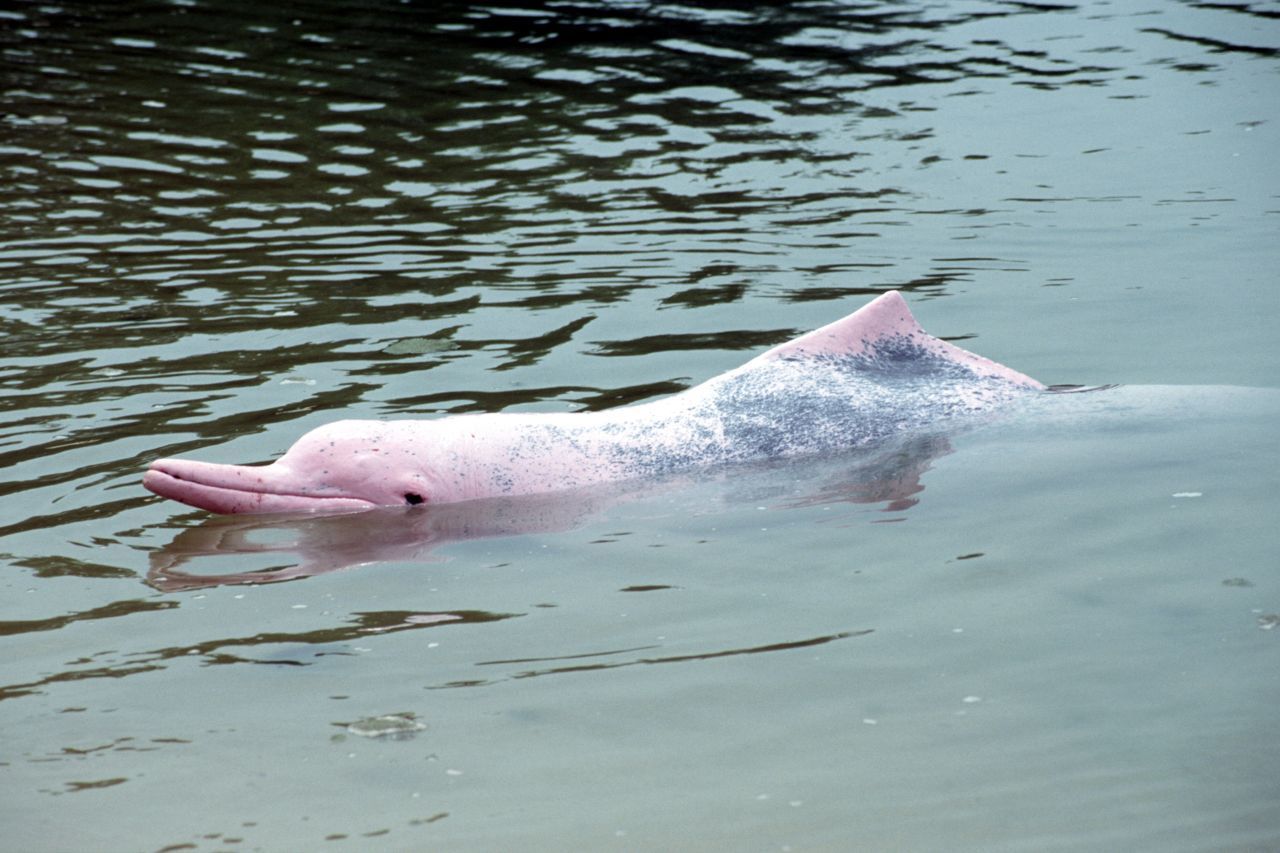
xmin=143 ymin=291 xmax=1044 ymax=514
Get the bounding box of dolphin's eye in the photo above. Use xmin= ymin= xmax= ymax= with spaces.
xmin=404 ymin=492 xmax=425 ymax=505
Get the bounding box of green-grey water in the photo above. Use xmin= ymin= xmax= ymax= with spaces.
xmin=2 ymin=1 xmax=1278 ymax=850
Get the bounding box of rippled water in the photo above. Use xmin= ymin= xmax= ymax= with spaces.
xmin=3 ymin=1 xmax=1278 ymax=850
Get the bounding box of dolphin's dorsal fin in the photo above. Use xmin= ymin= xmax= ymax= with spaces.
xmin=762 ymin=290 xmax=921 ymax=360
xmin=755 ymin=290 xmax=1044 ymax=389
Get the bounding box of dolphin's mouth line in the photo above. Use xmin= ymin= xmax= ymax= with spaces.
xmin=145 ymin=458 xmax=366 ymax=502
xmin=143 ymin=467 xmax=377 ymax=514
xmin=149 ymin=469 xmax=351 ymax=501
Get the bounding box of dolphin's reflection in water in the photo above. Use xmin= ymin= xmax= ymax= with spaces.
xmin=147 ymin=485 xmax=620 ymax=591
xmin=147 ymin=434 xmax=949 ymax=592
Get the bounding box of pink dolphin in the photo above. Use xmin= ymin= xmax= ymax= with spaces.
xmin=143 ymin=290 xmax=1043 ymax=514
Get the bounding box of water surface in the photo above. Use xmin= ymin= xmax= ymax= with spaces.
xmin=2 ymin=1 xmax=1278 ymax=850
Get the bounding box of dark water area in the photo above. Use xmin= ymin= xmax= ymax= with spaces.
xmin=2 ymin=1 xmax=1279 ymax=850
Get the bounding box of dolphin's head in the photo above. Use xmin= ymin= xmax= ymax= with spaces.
xmin=143 ymin=420 xmax=445 ymax=514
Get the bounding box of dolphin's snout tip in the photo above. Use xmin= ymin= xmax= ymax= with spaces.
xmin=142 ymin=462 xmax=182 ymax=495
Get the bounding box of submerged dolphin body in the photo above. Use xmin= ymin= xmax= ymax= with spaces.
xmin=143 ymin=291 xmax=1044 ymax=514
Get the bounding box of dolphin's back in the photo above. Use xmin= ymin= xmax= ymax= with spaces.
xmin=591 ymin=292 xmax=1044 ymax=477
